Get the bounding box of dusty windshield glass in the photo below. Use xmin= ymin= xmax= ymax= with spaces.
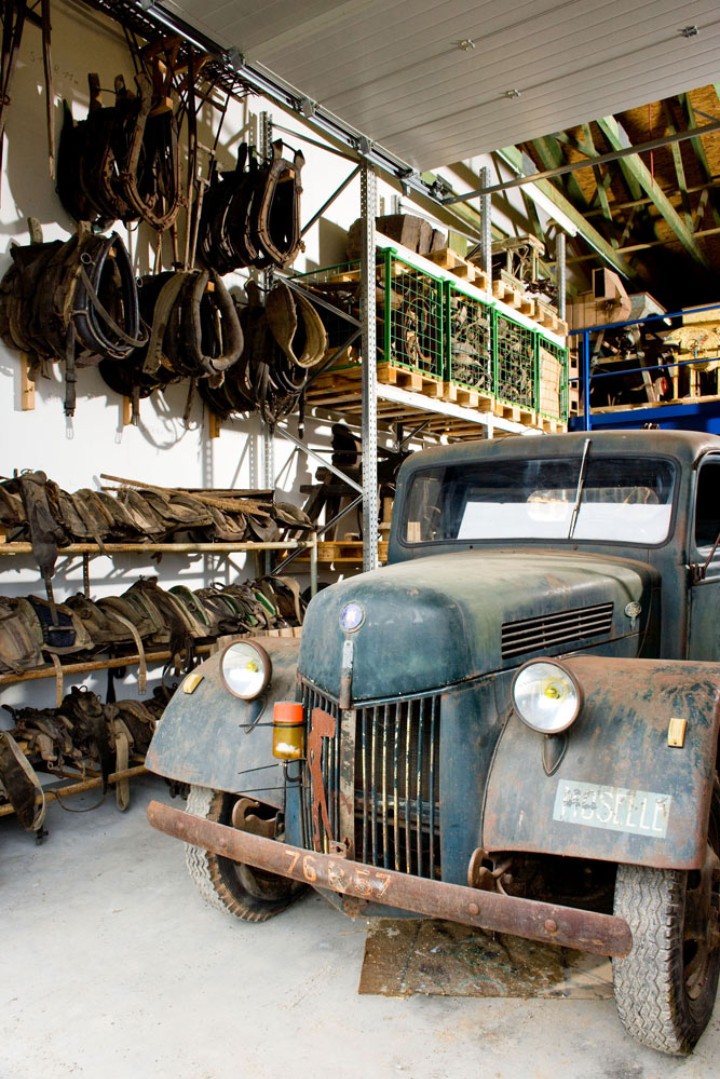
xmin=403 ymin=456 xmax=676 ymax=545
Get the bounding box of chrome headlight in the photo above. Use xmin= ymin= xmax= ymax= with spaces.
xmin=512 ymin=660 xmax=582 ymax=734
xmin=220 ymin=640 xmax=272 ymax=700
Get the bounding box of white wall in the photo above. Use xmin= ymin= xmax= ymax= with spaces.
xmin=0 ymin=1 xmax=393 ymax=708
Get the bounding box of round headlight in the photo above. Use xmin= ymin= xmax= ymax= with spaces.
xmin=512 ymin=660 xmax=582 ymax=734
xmin=340 ymin=601 xmax=365 ymax=632
xmin=220 ymin=640 xmax=272 ymax=700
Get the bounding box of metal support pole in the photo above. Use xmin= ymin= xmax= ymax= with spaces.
xmin=479 ymin=165 xmax=492 ymax=279
xmin=557 ymin=231 xmax=567 ymax=322
xmin=361 ymin=164 xmax=379 ymax=573
xmin=580 ymin=330 xmax=592 ymax=431
xmin=260 ymin=110 xmax=276 ymax=540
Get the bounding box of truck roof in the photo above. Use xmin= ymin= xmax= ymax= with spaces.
xmin=400 ymin=429 xmax=720 ymax=478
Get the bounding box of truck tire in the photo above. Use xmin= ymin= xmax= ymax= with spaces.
xmin=184 ymin=785 xmax=304 ymax=922
xmin=612 ymin=787 xmax=720 ymax=1054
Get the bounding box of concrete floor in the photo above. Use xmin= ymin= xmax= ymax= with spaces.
xmin=2 ymin=773 xmax=719 ymax=1079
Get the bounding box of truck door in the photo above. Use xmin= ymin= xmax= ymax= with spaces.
xmin=688 ymin=453 xmax=720 ymax=660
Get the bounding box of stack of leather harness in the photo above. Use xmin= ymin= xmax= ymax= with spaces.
xmin=57 ymin=69 xmax=180 ymax=233
xmin=200 ymin=279 xmax=328 ymax=424
xmin=98 ymin=267 xmax=244 ymax=422
xmin=0 ymin=224 xmax=145 ymax=415
xmin=198 ymin=140 xmax=305 ymax=272
xmin=0 ymin=684 xmax=170 ymax=830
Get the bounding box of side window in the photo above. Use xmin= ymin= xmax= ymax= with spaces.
xmin=694 ymin=460 xmax=720 ymax=548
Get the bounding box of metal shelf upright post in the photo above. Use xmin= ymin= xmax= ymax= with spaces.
xmin=360 ymin=163 xmax=379 ymax=572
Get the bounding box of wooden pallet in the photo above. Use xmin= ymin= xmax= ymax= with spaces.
xmin=441 ymin=382 xmax=495 ymax=410
xmin=299 ymin=540 xmax=389 ymax=564
xmin=492 ymin=278 xmax=537 ymax=317
xmin=426 ymin=248 xmax=490 ymax=291
xmin=534 ymin=299 xmax=569 ymax=336
xmin=536 ymin=415 xmax=567 ymax=433
xmin=493 ymin=401 xmax=538 ymax=427
xmin=307 ymin=359 xmax=443 ymax=402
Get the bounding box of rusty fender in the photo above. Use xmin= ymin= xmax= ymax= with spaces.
xmin=147 ymin=800 xmax=632 ymax=958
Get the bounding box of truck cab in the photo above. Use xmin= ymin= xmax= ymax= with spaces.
xmin=147 ymin=429 xmax=720 ymax=1057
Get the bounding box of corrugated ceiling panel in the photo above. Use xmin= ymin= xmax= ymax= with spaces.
xmin=164 ymin=0 xmax=720 ymax=169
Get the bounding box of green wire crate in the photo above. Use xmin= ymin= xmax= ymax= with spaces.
xmin=446 ymin=282 xmax=494 ymax=394
xmin=495 ymin=310 xmax=536 ymax=410
xmin=380 ymin=249 xmax=445 ymax=380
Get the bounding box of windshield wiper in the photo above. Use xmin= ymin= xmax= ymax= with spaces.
xmin=568 ymin=438 xmax=592 ymax=540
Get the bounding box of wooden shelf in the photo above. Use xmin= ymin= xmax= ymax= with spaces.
xmin=0 ymin=644 xmax=216 ymax=688
xmin=0 ymin=540 xmax=315 ymax=556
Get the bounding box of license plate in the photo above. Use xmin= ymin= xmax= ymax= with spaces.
xmin=553 ymin=779 xmax=671 ymax=839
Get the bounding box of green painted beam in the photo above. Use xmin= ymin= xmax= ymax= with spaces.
xmin=661 ymin=101 xmax=693 ymax=230
xmin=527 ymin=135 xmax=589 ymax=209
xmin=679 ymin=92 xmax=720 ymax=228
xmin=497 ymin=145 xmax=637 ymax=281
xmin=596 ymin=115 xmax=710 ymax=268
xmin=581 ymin=126 xmax=614 ymax=224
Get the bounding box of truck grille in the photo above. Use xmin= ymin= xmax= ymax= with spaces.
xmin=501 ymin=602 xmax=614 ymax=659
xmin=300 ymin=681 xmax=441 ymax=880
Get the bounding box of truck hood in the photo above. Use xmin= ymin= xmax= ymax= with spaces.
xmin=298 ymin=550 xmax=659 ymax=701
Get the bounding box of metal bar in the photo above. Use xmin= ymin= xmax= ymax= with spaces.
xmin=275 ymin=424 xmax=363 ymax=495
xmin=370 ymin=707 xmax=379 ymax=866
xmin=479 ymin=165 xmax=492 ymax=279
xmin=445 ymin=119 xmax=720 ymax=203
xmin=270 ymin=122 xmax=359 ymax=160
xmin=375 ymin=382 xmax=532 ymax=436
xmin=567 ymin=300 xmax=720 ymax=337
xmin=361 ymin=164 xmax=379 ymax=573
xmin=429 ymin=697 xmax=438 ymax=877
xmin=404 ymin=703 xmax=412 ymax=874
xmin=361 ymin=708 xmax=369 ymax=863
xmin=556 ymin=232 xmax=566 ymax=323
xmin=381 ymin=705 xmax=389 ymax=868
xmin=147 ymin=801 xmax=634 ymax=957
xmin=415 ymin=699 xmax=423 ymax=876
xmin=301 ymin=164 xmax=362 ymax=238
xmin=580 ymin=331 xmax=592 ymax=432
xmin=393 ymin=702 xmax=401 ymax=872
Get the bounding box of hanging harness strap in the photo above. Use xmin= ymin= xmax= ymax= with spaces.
xmin=253 ymin=141 xmax=305 ymax=267
xmin=0 ymin=729 xmax=47 ymax=833
xmin=0 ymin=0 xmax=28 ymax=184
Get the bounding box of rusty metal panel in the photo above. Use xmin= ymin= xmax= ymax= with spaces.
xmin=145 ymin=638 xmax=301 ymax=805
xmin=147 ymin=799 xmax=632 ymax=958
xmin=483 ymin=655 xmax=720 ymax=870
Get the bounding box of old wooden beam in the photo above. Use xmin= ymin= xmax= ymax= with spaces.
xmin=596 ymin=115 xmax=710 ymax=269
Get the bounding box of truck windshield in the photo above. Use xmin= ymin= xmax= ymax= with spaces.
xmin=403 ymin=456 xmax=676 ymax=545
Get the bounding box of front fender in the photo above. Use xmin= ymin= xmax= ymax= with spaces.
xmin=145 ymin=636 xmax=300 ymax=807
xmin=483 ymin=656 xmax=720 ymax=870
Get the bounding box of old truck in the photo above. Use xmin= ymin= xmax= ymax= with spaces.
xmin=146 ymin=429 xmax=720 ymax=1056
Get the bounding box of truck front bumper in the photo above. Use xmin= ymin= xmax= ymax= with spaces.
xmin=147 ymin=799 xmax=632 ymax=957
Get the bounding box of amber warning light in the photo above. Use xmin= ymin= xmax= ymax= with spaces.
xmin=272 ymin=702 xmax=305 ymax=760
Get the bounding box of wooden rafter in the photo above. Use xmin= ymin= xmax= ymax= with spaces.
xmin=595 ymin=115 xmax=710 ymax=269
xmin=660 ymin=101 xmax=693 ymax=231
xmin=497 ymin=145 xmax=637 ymax=283
xmin=526 ymin=135 xmax=589 ymax=210
xmin=678 ymin=90 xmax=720 ymax=229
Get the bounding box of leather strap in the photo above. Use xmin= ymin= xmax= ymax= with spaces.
xmin=0 ymin=729 xmax=46 ymax=832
